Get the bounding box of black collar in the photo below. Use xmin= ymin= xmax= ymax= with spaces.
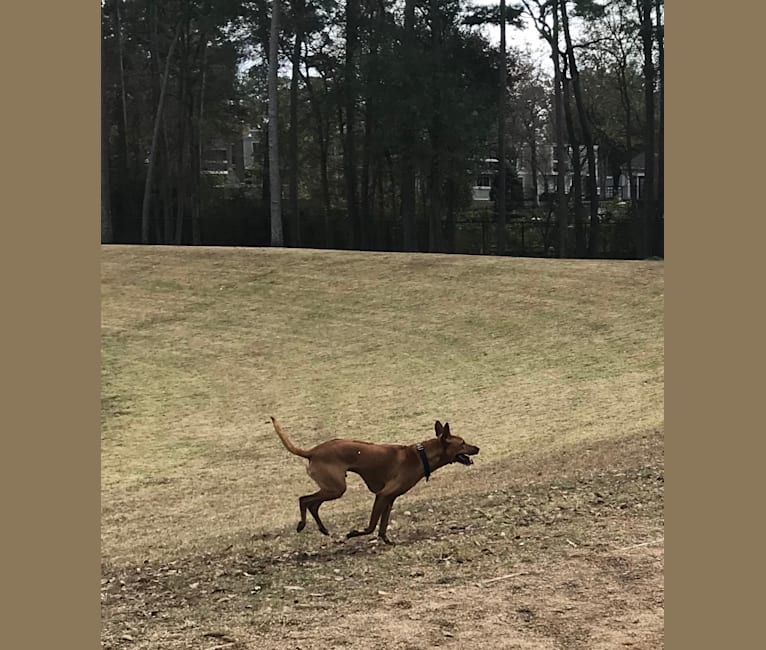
xmin=416 ymin=443 xmax=431 ymax=482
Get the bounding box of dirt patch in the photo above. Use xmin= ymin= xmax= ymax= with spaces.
xmin=102 ymin=430 xmax=663 ymax=649
xmin=254 ymin=547 xmax=663 ymax=650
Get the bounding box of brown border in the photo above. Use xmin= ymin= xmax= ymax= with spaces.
xmin=5 ymin=0 xmax=755 ymax=647
xmin=4 ymin=2 xmax=99 ymax=648
xmin=666 ymin=1 xmax=761 ymax=647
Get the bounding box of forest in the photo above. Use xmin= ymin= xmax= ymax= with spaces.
xmin=100 ymin=0 xmax=664 ymax=259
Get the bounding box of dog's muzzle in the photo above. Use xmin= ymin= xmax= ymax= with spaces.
xmin=454 ymin=446 xmax=480 ymax=466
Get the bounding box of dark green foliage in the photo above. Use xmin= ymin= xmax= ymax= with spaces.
xmin=463 ymin=2 xmax=524 ymax=27
xmin=101 ymin=0 xmax=662 ymax=258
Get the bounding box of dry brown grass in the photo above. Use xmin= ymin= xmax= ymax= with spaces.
xmin=101 ymin=245 xmax=663 ymax=649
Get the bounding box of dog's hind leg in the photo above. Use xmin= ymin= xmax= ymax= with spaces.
xmin=299 ymin=463 xmax=346 ymax=535
xmin=306 ymin=491 xmax=341 ymax=535
xmin=296 ymin=494 xmax=311 ymax=532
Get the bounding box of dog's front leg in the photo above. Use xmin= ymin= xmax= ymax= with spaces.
xmin=377 ymin=498 xmax=397 ymax=545
xmin=347 ymin=494 xmax=390 ymax=539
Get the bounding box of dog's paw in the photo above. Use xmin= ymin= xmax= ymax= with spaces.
xmin=379 ymin=535 xmax=396 ymax=546
xmin=296 ymin=521 xmax=306 ymax=532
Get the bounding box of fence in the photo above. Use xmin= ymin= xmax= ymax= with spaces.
xmin=108 ymin=195 xmax=661 ymax=260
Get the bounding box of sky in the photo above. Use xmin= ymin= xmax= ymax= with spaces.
xmin=239 ymin=1 xmax=560 ymax=78
xmin=472 ymin=0 xmax=552 ymax=66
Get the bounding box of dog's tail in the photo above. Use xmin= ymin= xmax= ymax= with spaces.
xmin=270 ymin=416 xmax=311 ymax=458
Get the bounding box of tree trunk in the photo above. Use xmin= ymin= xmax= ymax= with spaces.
xmin=174 ymin=23 xmax=190 ymax=246
xmin=288 ymin=0 xmax=304 ymax=247
xmin=302 ymin=64 xmax=332 ymax=247
xmin=400 ymin=164 xmax=416 ymax=251
xmin=563 ymin=74 xmax=586 ymax=257
xmin=496 ymin=0 xmax=508 ymax=255
xmin=560 ymin=0 xmax=599 ymax=257
xmin=174 ymin=183 xmax=186 ymax=245
xmin=384 ymin=152 xmax=399 ymax=248
xmin=192 ymin=39 xmax=208 ymax=245
xmin=427 ymin=165 xmax=442 ymax=252
xmin=529 ymin=127 xmax=539 ymax=206
xmin=526 ymin=118 xmax=540 ymax=205
xmin=261 ymin=127 xmax=270 ymax=208
xmin=552 ymin=0 xmax=567 ymax=257
xmin=101 ymin=24 xmax=114 ymax=244
xmin=376 ymin=170 xmax=387 ymax=250
xmin=114 ymin=0 xmax=130 ymax=173
xmin=616 ymin=60 xmax=638 ymax=249
xmin=368 ymin=161 xmax=378 ymax=251
xmin=141 ymin=22 xmax=181 ymax=244
xmin=360 ymin=2 xmax=383 ymax=251
xmin=344 ymin=0 xmax=360 ymax=248
xmin=445 ymin=177 xmax=456 ymax=253
xmin=400 ymin=0 xmax=417 ymax=252
xmin=161 ymin=120 xmax=174 ymax=243
xmin=655 ymin=0 xmax=664 ymax=255
xmin=268 ymin=0 xmax=284 ymax=246
xmin=427 ymin=0 xmax=443 ymax=253
xmin=638 ymin=0 xmax=655 ymax=257
xmin=361 ymin=95 xmax=373 ymax=250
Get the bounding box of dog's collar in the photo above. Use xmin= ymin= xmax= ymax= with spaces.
xmin=416 ymin=443 xmax=431 ymax=482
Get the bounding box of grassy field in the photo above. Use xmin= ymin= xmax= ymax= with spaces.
xmin=101 ymin=245 xmax=664 ymax=649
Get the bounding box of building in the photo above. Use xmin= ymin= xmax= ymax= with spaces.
xmin=201 ymin=126 xmax=263 ymax=187
xmin=472 ymin=144 xmax=607 ymax=205
xmin=471 ymin=158 xmax=499 ymax=203
xmin=615 ymin=152 xmax=660 ymax=201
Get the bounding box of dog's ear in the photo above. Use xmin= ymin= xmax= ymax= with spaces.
xmin=443 ymin=422 xmax=451 ymax=437
xmin=434 ymin=420 xmax=443 ymax=437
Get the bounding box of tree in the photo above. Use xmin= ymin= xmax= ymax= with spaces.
xmin=465 ymin=1 xmax=524 ymax=254
xmin=522 ymin=0 xmax=568 ymax=256
xmin=551 ymin=1 xmax=568 ymax=257
xmin=105 ymin=0 xmax=652 ymax=258
xmin=343 ymin=0 xmax=360 ymax=248
xmin=427 ymin=0 xmax=444 ymax=252
xmin=191 ymin=38 xmax=209 ymax=245
xmin=288 ymin=0 xmax=305 ymax=247
xmin=102 ymin=10 xmax=114 ymax=244
xmin=400 ymin=0 xmax=418 ymax=252
xmin=562 ymin=71 xmax=586 ymax=255
xmin=580 ymin=0 xmax=643 ymax=219
xmin=496 ymin=0 xmax=508 ymax=255
xmin=511 ymin=56 xmax=550 ymax=206
xmin=655 ymin=0 xmax=664 ymax=253
xmin=560 ymin=0 xmax=601 ymax=256
xmin=301 ymin=53 xmax=332 ymax=246
xmin=113 ymin=0 xmax=131 ymax=175
xmin=268 ymin=0 xmax=284 ymax=246
xmin=141 ymin=20 xmax=181 ymax=244
xmin=637 ymin=0 xmax=655 ymax=257
xmin=358 ymin=0 xmax=388 ymax=251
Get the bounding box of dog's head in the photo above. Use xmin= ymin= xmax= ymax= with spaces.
xmin=435 ymin=420 xmax=480 ymax=466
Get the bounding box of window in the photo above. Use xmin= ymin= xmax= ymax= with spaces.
xmin=476 ymin=174 xmax=492 ymax=188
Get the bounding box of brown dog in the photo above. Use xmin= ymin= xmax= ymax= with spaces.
xmin=270 ymin=416 xmax=480 ymax=544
